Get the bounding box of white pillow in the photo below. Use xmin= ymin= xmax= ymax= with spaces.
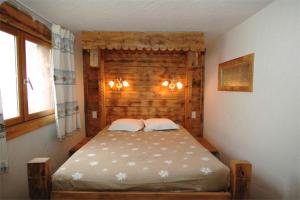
xmin=108 ymin=119 xmax=144 ymax=132
xmin=143 ymin=118 xmax=179 ymax=132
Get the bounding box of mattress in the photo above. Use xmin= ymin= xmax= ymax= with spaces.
xmin=52 ymin=127 xmax=229 ymax=192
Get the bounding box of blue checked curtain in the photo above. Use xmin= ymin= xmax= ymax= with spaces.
xmin=52 ymin=24 xmax=80 ymax=139
xmin=0 ymin=91 xmax=8 ymax=173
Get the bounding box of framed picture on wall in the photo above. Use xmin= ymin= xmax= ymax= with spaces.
xmin=218 ymin=53 xmax=254 ymax=92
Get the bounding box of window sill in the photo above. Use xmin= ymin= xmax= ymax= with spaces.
xmin=6 ymin=114 xmax=55 ymax=141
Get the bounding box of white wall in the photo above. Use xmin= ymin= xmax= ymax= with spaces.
xmin=0 ymin=33 xmax=85 ymax=199
xmin=204 ymin=0 xmax=300 ymax=199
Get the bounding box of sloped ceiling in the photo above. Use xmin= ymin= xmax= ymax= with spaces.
xmin=16 ymin=0 xmax=273 ymax=43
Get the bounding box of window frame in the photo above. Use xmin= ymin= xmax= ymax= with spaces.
xmin=0 ymin=21 xmax=54 ymax=129
xmin=0 ymin=22 xmax=25 ymax=126
xmin=22 ymin=32 xmax=54 ymax=121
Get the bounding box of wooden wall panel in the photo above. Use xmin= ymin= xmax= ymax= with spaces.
xmin=104 ymin=50 xmax=186 ymax=126
xmin=83 ymin=51 xmax=101 ymax=137
xmin=83 ymin=49 xmax=204 ymax=139
xmin=191 ymin=52 xmax=205 ymax=138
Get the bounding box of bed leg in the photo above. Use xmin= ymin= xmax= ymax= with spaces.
xmin=230 ymin=160 xmax=252 ymax=199
xmin=27 ymin=158 xmax=51 ymax=199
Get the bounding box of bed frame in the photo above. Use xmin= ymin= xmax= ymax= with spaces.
xmin=27 ymin=158 xmax=251 ymax=200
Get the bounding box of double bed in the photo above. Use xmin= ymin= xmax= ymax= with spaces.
xmin=45 ymin=125 xmax=251 ymax=199
xmin=52 ymin=126 xmax=229 ymax=192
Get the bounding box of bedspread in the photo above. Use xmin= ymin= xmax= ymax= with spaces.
xmin=52 ymin=127 xmax=229 ymax=192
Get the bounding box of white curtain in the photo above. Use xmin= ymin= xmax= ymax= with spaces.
xmin=0 ymin=91 xmax=8 ymax=173
xmin=52 ymin=24 xmax=80 ymax=139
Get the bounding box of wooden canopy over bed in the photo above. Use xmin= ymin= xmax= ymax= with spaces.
xmin=81 ymin=32 xmax=205 ymax=51
xmin=82 ymin=32 xmax=205 ymax=139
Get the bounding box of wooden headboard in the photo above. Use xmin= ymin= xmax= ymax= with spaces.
xmin=104 ymin=50 xmax=186 ymax=124
xmin=82 ymin=32 xmax=205 ymax=139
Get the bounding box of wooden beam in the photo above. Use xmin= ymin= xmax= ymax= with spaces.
xmin=51 ymin=191 xmax=231 ymax=200
xmin=184 ymin=51 xmax=197 ymax=132
xmin=230 ymin=160 xmax=252 ymax=199
xmin=83 ymin=50 xmax=91 ymax=136
xmin=83 ymin=50 xmax=102 ymax=137
xmin=81 ymin=32 xmax=205 ymax=52
xmin=0 ymin=2 xmax=51 ymax=43
xmin=199 ymin=51 xmax=205 ymax=137
xmin=99 ymin=49 xmax=106 ymax=129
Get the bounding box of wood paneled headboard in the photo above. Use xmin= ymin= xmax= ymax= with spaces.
xmin=82 ymin=32 xmax=205 ymax=139
xmin=104 ymin=50 xmax=186 ymax=124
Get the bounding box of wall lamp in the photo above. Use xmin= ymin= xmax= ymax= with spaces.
xmin=162 ymin=80 xmax=183 ymax=90
xmin=108 ymin=78 xmax=129 ymax=90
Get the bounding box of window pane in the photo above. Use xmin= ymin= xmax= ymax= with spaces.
xmin=25 ymin=40 xmax=53 ymax=114
xmin=0 ymin=31 xmax=20 ymax=120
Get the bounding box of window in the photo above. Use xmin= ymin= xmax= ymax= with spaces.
xmin=25 ymin=37 xmax=53 ymax=117
xmin=0 ymin=22 xmax=54 ymax=127
xmin=0 ymin=29 xmax=20 ymax=121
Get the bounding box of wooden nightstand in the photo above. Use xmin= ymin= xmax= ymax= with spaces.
xmin=197 ymin=138 xmax=220 ymax=158
xmin=27 ymin=158 xmax=51 ymax=199
xmin=69 ymin=137 xmax=92 ymax=156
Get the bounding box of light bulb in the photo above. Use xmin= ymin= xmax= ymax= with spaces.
xmin=108 ymin=80 xmax=115 ymax=88
xmin=169 ymin=81 xmax=176 ymax=90
xmin=176 ymin=81 xmax=183 ymax=89
xmin=116 ymin=81 xmax=123 ymax=90
xmin=162 ymin=81 xmax=169 ymax=87
xmin=122 ymin=80 xmax=129 ymax=87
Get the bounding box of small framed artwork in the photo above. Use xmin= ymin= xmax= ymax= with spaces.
xmin=218 ymin=53 xmax=254 ymax=92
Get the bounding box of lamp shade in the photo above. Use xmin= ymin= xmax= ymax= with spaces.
xmin=162 ymin=81 xmax=169 ymax=87
xmin=122 ymin=80 xmax=129 ymax=87
xmin=108 ymin=80 xmax=115 ymax=88
xmin=169 ymin=82 xmax=176 ymax=90
xmin=176 ymin=82 xmax=183 ymax=89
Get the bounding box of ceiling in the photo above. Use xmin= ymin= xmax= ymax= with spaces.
xmin=16 ymin=0 xmax=273 ymax=44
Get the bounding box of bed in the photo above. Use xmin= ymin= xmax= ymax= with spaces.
xmin=52 ymin=126 xmax=229 ymax=192
xmin=46 ymin=126 xmax=251 ymax=199
xmin=27 ymin=125 xmax=251 ymax=199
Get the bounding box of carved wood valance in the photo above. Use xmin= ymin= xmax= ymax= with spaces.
xmin=81 ymin=32 xmax=205 ymax=52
